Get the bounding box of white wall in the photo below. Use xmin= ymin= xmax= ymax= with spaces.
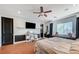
xmin=14 ymin=17 xmax=41 ymax=35
xmin=13 ymin=17 xmax=41 ymax=43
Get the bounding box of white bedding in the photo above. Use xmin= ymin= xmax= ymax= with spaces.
xmin=35 ymin=37 xmax=79 ymax=54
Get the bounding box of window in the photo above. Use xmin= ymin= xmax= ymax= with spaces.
xmin=57 ymin=23 xmax=64 ymax=34
xmin=57 ymin=22 xmax=72 ymax=35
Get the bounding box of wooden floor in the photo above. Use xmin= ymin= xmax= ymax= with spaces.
xmin=0 ymin=42 xmax=35 ymax=54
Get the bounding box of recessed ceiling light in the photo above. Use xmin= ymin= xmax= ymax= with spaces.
xmin=18 ymin=10 xmax=21 ymax=14
xmin=64 ymin=8 xmax=69 ymax=11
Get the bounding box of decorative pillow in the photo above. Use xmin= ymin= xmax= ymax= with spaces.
xmin=72 ymin=33 xmax=76 ymax=38
xmin=68 ymin=33 xmax=72 ymax=38
xmin=55 ymin=32 xmax=58 ymax=36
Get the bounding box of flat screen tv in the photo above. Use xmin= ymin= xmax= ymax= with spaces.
xmin=26 ymin=22 xmax=36 ymax=29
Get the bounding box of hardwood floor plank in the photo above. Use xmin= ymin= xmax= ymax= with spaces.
xmin=0 ymin=42 xmax=35 ymax=54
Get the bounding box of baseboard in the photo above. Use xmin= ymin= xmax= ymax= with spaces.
xmin=14 ymin=40 xmax=26 ymax=44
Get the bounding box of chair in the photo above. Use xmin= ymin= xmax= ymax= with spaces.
xmin=26 ymin=31 xmax=31 ymax=42
xmin=34 ymin=35 xmax=38 ymax=40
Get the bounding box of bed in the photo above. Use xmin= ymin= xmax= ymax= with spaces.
xmin=35 ymin=37 xmax=79 ymax=54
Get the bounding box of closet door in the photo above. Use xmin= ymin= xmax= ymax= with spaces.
xmin=2 ymin=17 xmax=13 ymax=45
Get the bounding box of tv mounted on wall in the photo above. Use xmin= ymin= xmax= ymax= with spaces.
xmin=26 ymin=22 xmax=36 ymax=29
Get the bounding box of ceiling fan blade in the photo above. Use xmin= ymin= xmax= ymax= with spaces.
xmin=44 ymin=10 xmax=52 ymax=13
xmin=33 ymin=12 xmax=41 ymax=14
xmin=44 ymin=14 xmax=47 ymax=17
xmin=40 ymin=6 xmax=43 ymax=12
xmin=38 ymin=15 xmax=41 ymax=17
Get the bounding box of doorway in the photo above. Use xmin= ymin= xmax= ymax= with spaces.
xmin=49 ymin=23 xmax=53 ymax=37
xmin=1 ymin=17 xmax=13 ymax=45
xmin=40 ymin=24 xmax=44 ymax=38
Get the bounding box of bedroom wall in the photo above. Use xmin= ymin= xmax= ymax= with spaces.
xmin=53 ymin=15 xmax=76 ymax=37
xmin=14 ymin=18 xmax=41 ymax=35
xmin=45 ymin=15 xmax=77 ymax=37
xmin=13 ymin=17 xmax=41 ymax=43
xmin=53 ymin=15 xmax=77 ymax=36
xmin=0 ymin=15 xmax=41 ymax=47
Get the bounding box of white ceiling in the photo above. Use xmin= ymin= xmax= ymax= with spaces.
xmin=0 ymin=4 xmax=79 ymax=21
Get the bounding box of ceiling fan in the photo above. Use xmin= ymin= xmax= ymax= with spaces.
xmin=33 ymin=6 xmax=52 ymax=17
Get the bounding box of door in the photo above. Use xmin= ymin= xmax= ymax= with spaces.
xmin=2 ymin=17 xmax=13 ymax=45
xmin=76 ymin=17 xmax=79 ymax=38
xmin=50 ymin=23 xmax=53 ymax=37
xmin=40 ymin=24 xmax=43 ymax=38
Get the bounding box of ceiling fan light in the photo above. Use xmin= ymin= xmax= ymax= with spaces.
xmin=33 ymin=6 xmax=52 ymax=17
